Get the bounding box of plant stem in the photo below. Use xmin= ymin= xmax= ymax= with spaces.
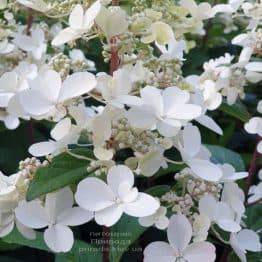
xmin=102 ymin=226 xmax=110 ymax=262
xmin=219 ymin=247 xmax=230 ymax=262
xmin=26 ymin=9 xmax=33 ymax=35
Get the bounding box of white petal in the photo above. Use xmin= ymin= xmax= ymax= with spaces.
xmin=107 ymin=165 xmax=134 ymax=195
xmin=45 ymin=187 xmax=74 ymax=222
xmin=57 ymin=207 xmax=93 ymax=226
xmin=4 ymin=115 xmax=20 ymax=130
xmin=15 ymin=200 xmax=49 ymax=229
xmin=94 ymin=204 xmax=123 ymax=227
xmin=44 ymin=224 xmax=74 ymax=253
xmin=52 ymin=28 xmax=81 ymax=46
xmin=217 ymin=219 xmax=241 ymax=233
xmin=123 ymin=193 xmax=159 ymax=217
xmin=69 ymin=4 xmax=84 ymax=29
xmin=199 ymin=195 xmax=217 ymax=221
xmin=187 ymin=159 xmax=222 ymax=182
xmin=29 ymin=141 xmax=57 ymax=157
xmin=59 ymin=72 xmax=96 ymax=102
xmin=170 ymin=104 xmax=202 ymax=120
xmin=16 ymin=220 xmax=36 ymax=240
xmin=167 ymin=214 xmax=192 ymax=253
xmin=51 ymin=117 xmax=72 ymax=141
xmin=138 ymin=216 xmax=155 ymax=228
xmin=143 ymin=241 xmax=175 ymax=262
xmin=155 ymin=216 xmax=169 ymax=230
xmin=196 ymin=115 xmax=223 ymax=135
xmin=83 ymin=0 xmax=101 ymax=28
xmin=162 ymin=86 xmax=189 ymax=115
xmin=183 ymin=124 xmax=201 ymax=157
xmin=157 ymin=118 xmax=181 ymax=137
xmin=94 ymin=147 xmax=113 ymax=161
xmin=75 ymin=177 xmax=115 ymax=212
xmin=230 ymin=233 xmax=247 ymax=262
xmin=126 ymin=106 xmax=157 ymax=129
xmin=245 ymin=62 xmax=262 ymax=73
xmin=140 ymin=86 xmax=163 ymax=116
xmin=236 ymin=229 xmax=261 ymax=252
xmin=19 ymin=70 xmax=61 ymax=116
xmin=183 ymin=242 xmax=216 ymax=262
xmin=0 ymin=221 xmax=14 ymax=237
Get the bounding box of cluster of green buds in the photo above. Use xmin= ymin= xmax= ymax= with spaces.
xmin=175 ymin=168 xmax=223 ymax=201
xmin=18 ymin=157 xmax=49 ymax=180
xmin=112 ymin=118 xmax=169 ymax=154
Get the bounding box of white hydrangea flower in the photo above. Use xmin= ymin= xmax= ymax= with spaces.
xmin=124 ymin=86 xmax=202 ymax=137
xmin=52 ymin=2 xmax=101 ymax=46
xmin=245 ymin=62 xmax=262 ymax=83
xmin=29 ymin=117 xmax=79 ymax=157
xmin=139 ymin=206 xmax=169 ymax=230
xmin=221 ymin=182 xmax=245 ymax=219
xmin=156 ymin=37 xmax=186 ymax=61
xmin=13 ymin=27 xmax=47 ymax=60
xmin=180 ymin=0 xmax=213 ymax=20
xmin=0 ymin=171 xmax=35 ymax=239
xmin=176 ymin=124 xmax=223 ymax=181
xmin=15 ymin=187 xmax=93 ymax=252
xmin=230 ymin=229 xmax=261 ymax=262
xmin=141 ymin=21 xmax=174 ymax=45
xmin=96 ymin=68 xmax=133 ymax=106
xmin=199 ymin=194 xmax=241 ymax=233
xmin=0 ymin=62 xmax=37 ymax=129
xmin=95 ymin=6 xmax=129 ymax=39
xmin=144 ymin=214 xmax=216 ymax=262
xmin=219 ymin=163 xmax=248 ymax=182
xmin=18 ymin=70 xmax=97 ymax=119
xmin=69 ymin=49 xmax=96 ymax=71
xmin=75 ymin=165 xmax=160 ymax=227
xmin=244 ymin=117 xmax=262 ymax=136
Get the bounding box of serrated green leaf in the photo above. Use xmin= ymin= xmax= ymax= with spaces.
xmin=219 ymin=101 xmax=250 ymax=122
xmin=26 ymin=149 xmax=94 ymax=201
xmin=207 ymin=145 xmax=245 ymax=171
xmin=109 ymin=215 xmax=146 ymax=262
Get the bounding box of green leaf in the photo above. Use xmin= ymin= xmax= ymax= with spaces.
xmin=229 ymin=251 xmax=262 ymax=262
xmin=146 ymin=185 xmax=171 ymax=197
xmin=155 ymin=163 xmax=186 ymax=178
xmin=26 ymin=149 xmax=94 ymax=201
xmin=3 ymin=229 xmax=49 ymax=251
xmin=219 ymin=101 xmax=250 ymax=122
xmin=3 ymin=228 xmax=102 ymax=262
xmin=244 ymin=205 xmax=262 ymax=231
xmin=207 ymin=145 xmax=245 ymax=171
xmin=109 ymin=215 xmax=146 ymax=262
